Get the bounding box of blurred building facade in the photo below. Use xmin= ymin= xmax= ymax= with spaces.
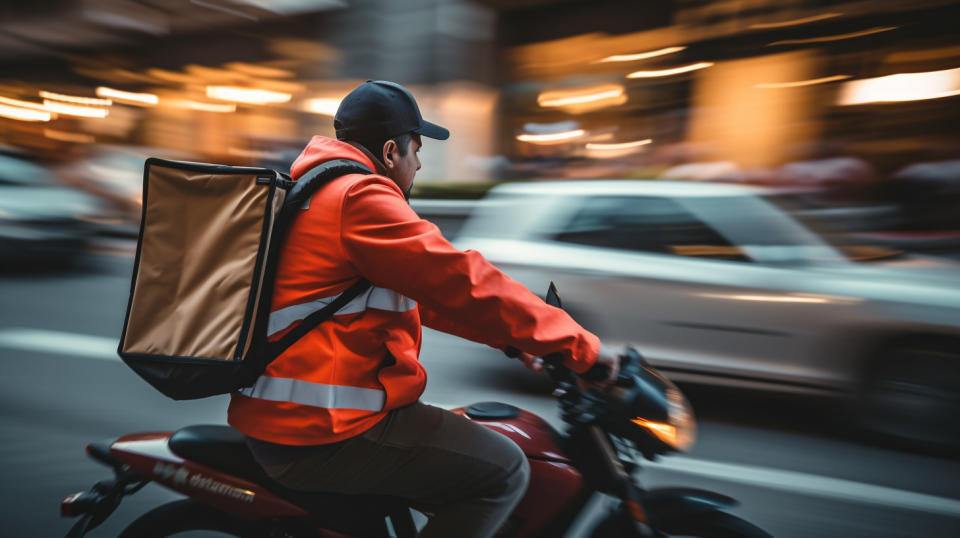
xmin=0 ymin=0 xmax=958 ymax=183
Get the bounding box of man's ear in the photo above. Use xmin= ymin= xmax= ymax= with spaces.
xmin=381 ymin=139 xmax=398 ymax=169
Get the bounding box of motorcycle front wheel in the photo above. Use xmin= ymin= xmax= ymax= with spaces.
xmin=590 ymin=509 xmax=772 ymax=538
xmin=118 ymin=500 xmax=275 ymax=538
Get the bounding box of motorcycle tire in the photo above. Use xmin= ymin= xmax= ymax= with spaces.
xmin=590 ymin=509 xmax=772 ymax=538
xmin=117 ymin=499 xmax=273 ymax=538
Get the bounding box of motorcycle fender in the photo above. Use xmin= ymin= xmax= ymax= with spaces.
xmin=642 ymin=487 xmax=737 ymax=524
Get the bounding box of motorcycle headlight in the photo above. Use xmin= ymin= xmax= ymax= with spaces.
xmin=630 ymin=387 xmax=696 ymax=452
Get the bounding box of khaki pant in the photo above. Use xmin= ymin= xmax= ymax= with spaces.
xmin=256 ymin=402 xmax=530 ymax=538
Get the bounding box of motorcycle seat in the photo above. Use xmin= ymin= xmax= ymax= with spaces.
xmin=168 ymin=425 xmax=265 ymax=483
xmin=168 ymin=425 xmax=416 ymax=536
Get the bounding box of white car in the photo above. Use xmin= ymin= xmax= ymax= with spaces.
xmin=454 ymin=180 xmax=960 ymax=448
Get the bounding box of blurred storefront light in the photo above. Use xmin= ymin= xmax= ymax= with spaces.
xmin=0 ymin=96 xmax=50 ymax=112
xmin=537 ymin=85 xmax=625 ymax=107
xmin=42 ymin=100 xmax=109 ymax=118
xmin=180 ymin=100 xmax=237 ymax=113
xmin=768 ymin=26 xmax=896 ymax=46
xmin=96 ymin=87 xmax=159 ymax=106
xmin=43 ymin=129 xmax=95 ymax=143
xmin=596 ymin=46 xmax=686 ymax=63
xmin=749 ymin=12 xmax=843 ymax=30
xmin=585 ymin=139 xmax=652 ymax=150
xmin=627 ymin=62 xmax=713 ymax=78
xmin=304 ymin=97 xmax=341 ymax=116
xmin=0 ymin=103 xmax=51 ymax=122
xmin=755 ymin=75 xmax=850 ymax=89
xmin=206 ymin=86 xmax=292 ymax=104
xmin=516 ymin=129 xmax=586 ymax=144
xmin=837 ymin=67 xmax=960 ymax=105
xmin=585 ymin=139 xmax=652 ymax=158
xmin=38 ymin=91 xmax=111 ymax=106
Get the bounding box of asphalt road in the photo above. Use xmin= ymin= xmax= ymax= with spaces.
xmin=0 ymin=250 xmax=958 ymax=537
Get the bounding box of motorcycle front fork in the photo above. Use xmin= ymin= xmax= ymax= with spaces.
xmin=587 ymin=426 xmax=656 ymax=537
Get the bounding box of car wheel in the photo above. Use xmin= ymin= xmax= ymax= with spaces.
xmin=860 ymin=339 xmax=960 ymax=452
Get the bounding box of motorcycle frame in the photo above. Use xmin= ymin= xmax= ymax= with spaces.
xmin=64 ymin=404 xmax=736 ymax=538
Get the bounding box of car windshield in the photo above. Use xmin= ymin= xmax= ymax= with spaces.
xmin=682 ymin=195 xmax=848 ymax=264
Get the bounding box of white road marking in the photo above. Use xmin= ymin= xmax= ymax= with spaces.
xmin=2 ymin=328 xmax=959 ymax=517
xmin=646 ymin=456 xmax=960 ymax=517
xmin=0 ymin=328 xmax=118 ymax=360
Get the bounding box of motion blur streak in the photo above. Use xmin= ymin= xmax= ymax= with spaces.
xmin=837 ymin=67 xmax=960 ymax=105
xmin=768 ymin=26 xmax=897 ymax=46
xmin=516 ymin=129 xmax=586 ymax=143
xmin=43 ymin=129 xmax=95 ymax=143
xmin=538 ymin=86 xmax=625 ymax=107
xmin=0 ymin=103 xmax=51 ymax=122
xmin=304 ymin=97 xmax=342 ymax=116
xmin=627 ymin=62 xmax=713 ymax=78
xmin=0 ymin=96 xmax=49 ymax=111
xmin=95 ymin=86 xmax=159 ymax=105
xmin=630 ymin=418 xmax=678 ymax=446
xmin=164 ymin=100 xmax=237 ymax=113
xmin=42 ymin=100 xmax=109 ymax=118
xmin=749 ymin=12 xmax=844 ymax=29
xmin=697 ymin=293 xmax=843 ymax=304
xmin=38 ymin=91 xmax=111 ymax=106
xmin=755 ymin=75 xmax=851 ymax=89
xmin=596 ymin=46 xmax=686 ymax=63
xmin=648 ymin=457 xmax=960 ymax=517
xmin=206 ymin=86 xmax=292 ymax=104
xmin=585 ymin=139 xmax=652 ymax=150
xmin=0 ymin=328 xmax=117 ymax=360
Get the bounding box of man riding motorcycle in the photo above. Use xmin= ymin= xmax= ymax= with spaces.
xmin=227 ymin=80 xmax=620 ymax=538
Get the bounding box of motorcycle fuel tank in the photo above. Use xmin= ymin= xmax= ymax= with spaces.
xmin=454 ymin=402 xmax=571 ymax=462
xmin=455 ymin=402 xmax=586 ymax=537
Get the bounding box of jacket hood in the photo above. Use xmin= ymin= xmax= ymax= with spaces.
xmin=289 ymin=136 xmax=386 ymax=180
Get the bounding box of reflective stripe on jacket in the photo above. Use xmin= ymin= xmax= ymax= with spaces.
xmin=227 ymin=136 xmax=599 ymax=445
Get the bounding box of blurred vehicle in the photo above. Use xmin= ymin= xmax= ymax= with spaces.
xmin=455 ymin=180 xmax=960 ymax=448
xmin=58 ymin=145 xmax=189 ymax=234
xmin=0 ymin=153 xmax=108 ymax=265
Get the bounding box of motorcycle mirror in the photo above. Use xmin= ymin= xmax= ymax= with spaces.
xmin=545 ymin=282 xmax=563 ymax=309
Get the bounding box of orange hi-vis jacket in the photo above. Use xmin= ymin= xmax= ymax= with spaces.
xmin=228 ymin=136 xmax=599 ymax=445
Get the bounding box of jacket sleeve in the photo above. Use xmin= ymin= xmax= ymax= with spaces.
xmin=339 ymin=176 xmax=599 ymax=373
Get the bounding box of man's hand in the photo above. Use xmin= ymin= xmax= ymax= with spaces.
xmin=579 ymin=344 xmax=621 ymax=389
xmin=517 ymin=351 xmax=544 ymax=372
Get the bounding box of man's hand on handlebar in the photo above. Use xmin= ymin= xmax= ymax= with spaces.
xmin=514 ymin=344 xmax=621 ymax=388
xmin=578 ymin=344 xmax=621 ymax=390
xmin=516 ymin=351 xmax=545 ymax=372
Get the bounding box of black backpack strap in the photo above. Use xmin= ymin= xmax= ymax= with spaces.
xmin=263 ymin=277 xmax=372 ymax=360
xmin=283 ymin=158 xmax=372 ymax=211
xmin=238 ymin=159 xmax=374 ymax=386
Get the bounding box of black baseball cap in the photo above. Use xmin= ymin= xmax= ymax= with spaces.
xmin=334 ymin=80 xmax=449 ymax=142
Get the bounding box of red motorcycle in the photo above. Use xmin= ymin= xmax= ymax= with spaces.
xmin=62 ymin=286 xmax=771 ymax=538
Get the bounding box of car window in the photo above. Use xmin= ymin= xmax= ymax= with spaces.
xmin=0 ymin=155 xmax=59 ymax=186
xmin=687 ymin=196 xmax=846 ymax=264
xmin=552 ymin=195 xmax=750 ymax=262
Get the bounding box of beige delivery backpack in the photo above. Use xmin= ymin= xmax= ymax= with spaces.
xmin=118 ymin=158 xmax=371 ymax=400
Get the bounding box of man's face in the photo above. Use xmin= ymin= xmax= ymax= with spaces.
xmin=385 ymin=134 xmax=422 ymax=197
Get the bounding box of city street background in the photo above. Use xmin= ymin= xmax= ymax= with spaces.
xmin=2 ymin=0 xmax=960 ymax=536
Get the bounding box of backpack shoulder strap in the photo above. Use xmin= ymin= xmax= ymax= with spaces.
xmin=263 ymin=277 xmax=371 ymax=361
xmin=283 ymin=158 xmax=372 ymax=211
xmin=237 ymin=159 xmax=374 ymax=387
